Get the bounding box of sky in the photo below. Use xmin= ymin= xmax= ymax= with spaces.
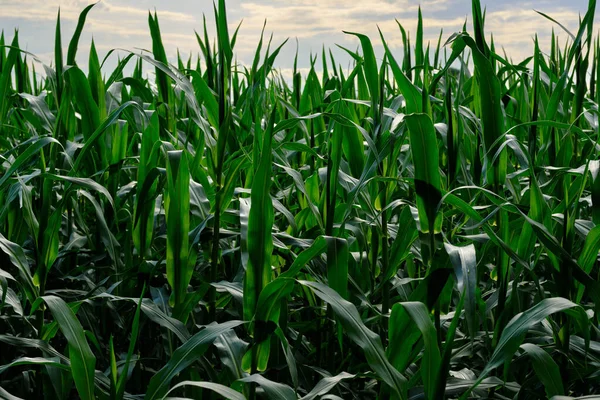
xmin=0 ymin=0 xmax=595 ymax=79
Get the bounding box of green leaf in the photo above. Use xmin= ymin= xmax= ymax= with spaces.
xmin=0 ymin=137 xmax=60 ymax=190
xmin=299 ymin=280 xmax=406 ymax=399
xmin=145 ymin=320 xmax=244 ymax=400
xmin=239 ymin=374 xmax=295 ymax=400
xmin=242 ymin=278 xmax=295 ymax=372
xmin=518 ymin=209 xmax=600 ymax=305
xmin=0 ymin=234 xmax=38 ymax=303
xmin=93 ymin=292 xmax=190 ymax=342
xmin=88 ymin=39 xmax=106 ymax=121
xmin=66 ymin=3 xmax=96 ymax=65
xmin=54 ymin=9 xmax=63 ymax=100
xmin=42 ymin=295 xmax=96 ymax=400
xmin=451 ymin=32 xmax=506 ymax=185
xmin=301 ymin=372 xmax=355 ymax=400
xmin=163 ymin=380 xmax=246 ymax=400
xmin=243 ymin=108 xmax=276 ymax=322
xmin=215 ymin=330 xmax=248 ymax=381
xmin=148 ymin=11 xmax=172 ymax=108
xmin=576 ymin=225 xmax=600 ymax=302
xmin=189 ymin=69 xmax=218 ymax=128
xmin=343 ymin=31 xmax=379 ymax=121
xmin=71 ymin=101 xmax=144 ymax=174
xmin=66 ymin=66 xmax=100 ymax=142
xmin=0 ymin=335 xmax=68 ymax=363
xmin=115 ymin=285 xmax=146 ymax=400
xmin=19 ymin=93 xmax=55 ymax=134
xmin=379 ymin=28 xmax=422 ymax=114
xmin=391 ymin=302 xmax=440 ymax=400
xmin=435 ymin=290 xmax=465 ymax=399
xmin=0 ymin=357 xmax=69 ymax=374
xmin=464 ymin=298 xmax=589 ymax=397
xmin=165 ymin=150 xmax=191 ymax=309
xmin=405 ymin=113 xmax=442 ymax=234
xmin=520 ymin=343 xmax=564 ymax=397
xmin=444 ymin=243 xmax=477 ymax=337
xmin=0 ymin=33 xmax=20 ymax=125
xmin=43 ymin=173 xmax=115 ymax=210
xmin=133 ymin=112 xmax=161 ymax=258
xmin=327 ymin=237 xmax=348 ymax=299
xmin=279 ymin=236 xmax=328 ymax=279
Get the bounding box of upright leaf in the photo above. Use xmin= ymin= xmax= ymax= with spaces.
xmin=165 ymin=150 xmax=191 ymax=309
xmin=243 ymin=109 xmax=276 ymax=322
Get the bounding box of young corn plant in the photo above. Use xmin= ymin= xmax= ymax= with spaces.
xmin=1 ymin=0 xmax=600 ymax=399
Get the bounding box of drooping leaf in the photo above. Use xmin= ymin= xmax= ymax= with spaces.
xmin=299 ymin=280 xmax=406 ymax=399
xmin=145 ymin=320 xmax=245 ymax=400
xmin=520 ymin=343 xmax=564 ymax=397
xmin=42 ymin=296 xmax=96 ymax=400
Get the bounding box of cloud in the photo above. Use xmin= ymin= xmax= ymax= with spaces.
xmin=0 ymin=0 xmax=205 ymax=70
xmin=0 ymin=0 xmax=594 ymax=77
xmin=98 ymin=1 xmax=195 ymax=22
xmin=0 ymin=0 xmax=194 ymax=23
xmin=228 ymin=0 xmax=584 ymax=65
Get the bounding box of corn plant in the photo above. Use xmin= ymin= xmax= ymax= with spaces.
xmin=1 ymin=0 xmax=600 ymax=399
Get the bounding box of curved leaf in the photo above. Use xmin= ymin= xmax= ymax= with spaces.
xmin=301 ymin=372 xmax=355 ymax=400
xmin=465 ymin=298 xmax=589 ymax=397
xmin=444 ymin=243 xmax=477 ymax=337
xmin=299 ymin=280 xmax=406 ymax=399
xmin=43 ymin=295 xmax=96 ymax=400
xmin=520 ymin=343 xmax=564 ymax=397
xmin=163 ymin=380 xmax=246 ymax=400
xmin=239 ymin=374 xmax=295 ymax=400
xmin=145 ymin=320 xmax=244 ymax=400
xmin=391 ymin=302 xmax=440 ymax=400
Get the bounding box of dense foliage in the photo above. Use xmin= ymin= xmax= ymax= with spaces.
xmin=1 ymin=0 xmax=600 ymax=398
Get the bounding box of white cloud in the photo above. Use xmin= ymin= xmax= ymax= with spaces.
xmin=0 ymin=0 xmax=595 ymax=76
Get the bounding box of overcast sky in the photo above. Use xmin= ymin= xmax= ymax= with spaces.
xmin=0 ymin=0 xmax=595 ymax=79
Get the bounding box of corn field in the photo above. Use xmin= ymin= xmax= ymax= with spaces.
xmin=1 ymin=0 xmax=600 ymax=398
